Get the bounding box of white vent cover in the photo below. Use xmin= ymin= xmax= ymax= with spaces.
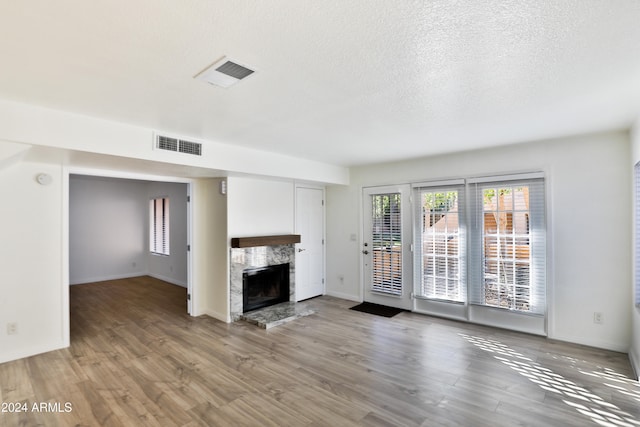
xmin=195 ymin=56 xmax=256 ymax=88
xmin=154 ymin=135 xmax=202 ymax=156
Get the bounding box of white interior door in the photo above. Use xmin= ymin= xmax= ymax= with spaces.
xmin=295 ymin=186 xmax=325 ymax=301
xmin=362 ymin=185 xmax=412 ymax=310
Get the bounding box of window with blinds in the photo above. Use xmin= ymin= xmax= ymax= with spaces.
xmin=371 ymin=193 xmax=403 ymax=295
xmin=150 ymin=197 xmax=170 ymax=256
xmin=414 ymin=185 xmax=465 ymax=302
xmin=468 ymin=176 xmax=545 ymax=315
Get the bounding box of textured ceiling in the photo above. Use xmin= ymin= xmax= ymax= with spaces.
xmin=1 ymin=1 xmax=639 ymax=167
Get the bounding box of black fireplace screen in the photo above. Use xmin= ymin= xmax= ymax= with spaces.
xmin=243 ymin=263 xmax=290 ymax=312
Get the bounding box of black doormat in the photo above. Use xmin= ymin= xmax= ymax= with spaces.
xmin=349 ymin=302 xmax=404 ymax=318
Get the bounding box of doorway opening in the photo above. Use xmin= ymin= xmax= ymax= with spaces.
xmin=68 ymin=173 xmax=193 ymax=330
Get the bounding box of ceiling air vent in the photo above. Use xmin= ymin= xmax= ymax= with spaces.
xmin=195 ymin=56 xmax=256 ymax=88
xmin=154 ymin=134 xmax=202 ymax=156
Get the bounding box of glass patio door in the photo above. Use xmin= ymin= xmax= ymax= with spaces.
xmin=362 ymin=185 xmax=412 ymax=310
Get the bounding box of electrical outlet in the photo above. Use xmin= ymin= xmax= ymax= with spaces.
xmin=7 ymin=322 xmax=17 ymax=335
xmin=593 ymin=312 xmax=604 ymax=324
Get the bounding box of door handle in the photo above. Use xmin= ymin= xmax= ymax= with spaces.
xmin=298 ymin=248 xmax=306 ymax=252
xmin=362 ymin=250 xmax=369 ymax=255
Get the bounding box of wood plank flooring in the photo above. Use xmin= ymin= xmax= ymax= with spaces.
xmin=1 ymin=276 xmax=639 ymax=426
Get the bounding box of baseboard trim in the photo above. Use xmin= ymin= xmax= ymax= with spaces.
xmin=196 ymin=308 xmax=229 ymax=323
xmin=326 ymin=290 xmax=361 ymax=302
xmin=71 ymin=272 xmax=187 ymax=288
xmin=0 ymin=341 xmax=68 ymax=365
xmin=629 ymin=347 xmax=640 ymax=381
xmin=548 ymin=332 xmax=629 ymax=353
xmin=147 ymin=273 xmax=187 ymax=288
xmin=70 ymin=272 xmax=147 ymax=285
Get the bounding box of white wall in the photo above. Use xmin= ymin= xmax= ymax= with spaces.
xmin=192 ymin=178 xmax=228 ymax=321
xmin=326 ymin=131 xmax=632 ymax=352
xmin=0 ymin=159 xmax=67 ymax=363
xmin=0 ymin=140 xmax=30 ymax=169
xmin=630 ymin=120 xmax=640 ymax=378
xmin=69 ymin=175 xmax=148 ymax=284
xmin=0 ymin=98 xmax=349 ymax=185
xmin=227 ymin=176 xmax=295 ymax=238
xmin=147 ymin=181 xmax=188 ymax=287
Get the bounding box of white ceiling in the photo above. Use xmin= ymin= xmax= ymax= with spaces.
xmin=1 ymin=1 xmax=640 ymax=167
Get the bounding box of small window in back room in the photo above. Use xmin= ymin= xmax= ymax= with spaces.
xmin=150 ymin=197 xmax=170 ymax=255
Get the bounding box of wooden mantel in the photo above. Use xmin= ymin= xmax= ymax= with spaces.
xmin=230 ymin=234 xmax=301 ymax=248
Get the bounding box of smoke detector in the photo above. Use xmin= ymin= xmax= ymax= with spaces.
xmin=195 ymin=57 xmax=256 ymax=88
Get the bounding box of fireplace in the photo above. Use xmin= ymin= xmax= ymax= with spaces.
xmin=243 ymin=263 xmax=290 ymax=313
xmin=230 ymin=237 xmax=298 ymax=321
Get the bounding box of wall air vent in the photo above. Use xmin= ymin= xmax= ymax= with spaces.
xmin=157 ymin=135 xmax=178 ymax=152
xmin=195 ymin=56 xmax=256 ymax=88
xmin=154 ymin=134 xmax=202 ymax=156
xmin=178 ymin=139 xmax=202 ymax=156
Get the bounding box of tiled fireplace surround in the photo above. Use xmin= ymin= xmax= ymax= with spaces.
xmin=229 ymin=243 xmax=296 ymax=321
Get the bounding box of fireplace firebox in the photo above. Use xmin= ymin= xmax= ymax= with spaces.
xmin=242 ymin=263 xmax=290 ymax=313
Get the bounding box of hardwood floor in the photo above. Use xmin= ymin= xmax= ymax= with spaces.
xmin=1 ymin=276 xmax=639 ymax=426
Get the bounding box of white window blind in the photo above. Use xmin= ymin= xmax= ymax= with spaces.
xmin=413 ymin=184 xmax=466 ymax=302
xmin=371 ymin=193 xmax=403 ymax=295
xmin=468 ymin=177 xmax=545 ymax=315
xmin=150 ymin=197 xmax=170 ymax=255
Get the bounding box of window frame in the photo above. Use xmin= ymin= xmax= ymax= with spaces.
xmin=411 ymin=173 xmax=547 ymax=335
xmin=150 ymin=196 xmax=170 ymax=256
xmin=468 ymin=174 xmax=546 ymax=316
xmin=413 ymin=181 xmax=466 ymax=304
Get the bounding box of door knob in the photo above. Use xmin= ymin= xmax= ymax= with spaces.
xmin=362 ymin=250 xmax=369 ymax=255
xmin=298 ymin=248 xmax=306 ymax=252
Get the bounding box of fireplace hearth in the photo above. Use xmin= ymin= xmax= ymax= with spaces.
xmin=243 ymin=263 xmax=290 ymax=313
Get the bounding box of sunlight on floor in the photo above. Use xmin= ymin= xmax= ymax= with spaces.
xmin=460 ymin=334 xmax=640 ymax=427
